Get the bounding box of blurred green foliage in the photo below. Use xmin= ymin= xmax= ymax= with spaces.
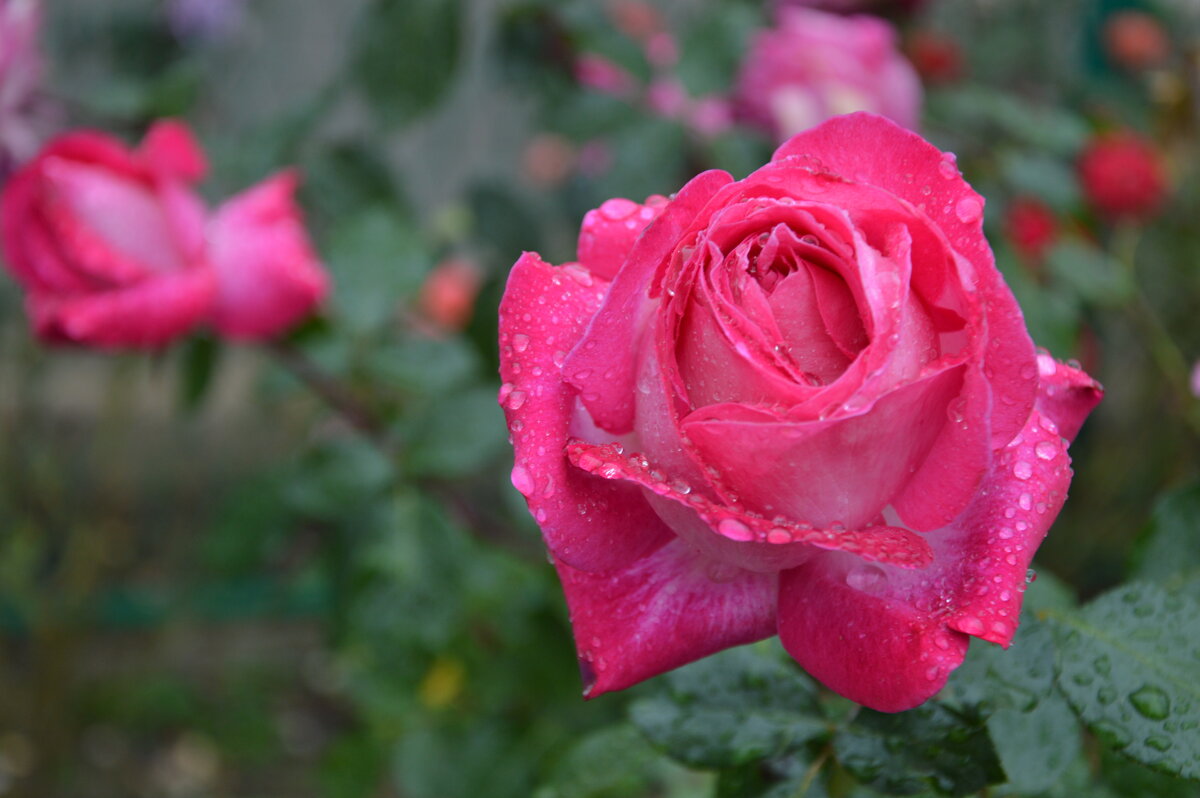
xmin=1 ymin=0 xmax=1199 ymax=796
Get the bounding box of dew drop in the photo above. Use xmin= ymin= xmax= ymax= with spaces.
xmin=1130 ymin=686 xmax=1171 ymax=720
xmin=507 ymin=390 xmax=527 ymax=410
xmin=510 ymin=465 xmax=535 ymax=496
xmin=1013 ymin=461 xmax=1033 ymax=480
xmin=955 ymin=196 xmax=983 ymax=223
xmin=846 ymin=565 xmax=888 ymax=593
xmin=718 ymin=518 xmax=754 ymax=541
xmin=1035 ymin=440 xmax=1057 ymax=460
xmin=512 ymin=334 xmax=530 ymax=353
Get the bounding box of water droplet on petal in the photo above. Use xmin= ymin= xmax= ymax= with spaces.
xmin=507 ymin=390 xmax=527 ymax=410
xmin=512 ymin=334 xmax=530 ymax=353
xmin=717 ymin=518 xmax=753 ymax=541
xmin=1013 ymin=460 xmax=1033 ymax=480
xmin=846 ymin=565 xmax=888 ymax=593
xmin=1035 ymin=440 xmax=1057 ymax=460
xmin=510 ymin=465 xmax=535 ymax=496
xmin=955 ymin=196 xmax=983 ymax=223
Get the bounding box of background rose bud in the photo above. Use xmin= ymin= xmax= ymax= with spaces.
xmin=734 ymin=9 xmax=922 ymax=140
xmin=206 ymin=170 xmax=329 ymax=340
xmin=574 ymin=54 xmax=637 ymax=97
xmin=498 ymin=114 xmax=1102 ymax=712
xmin=417 ymin=256 xmax=483 ymax=333
xmin=0 ymin=0 xmax=56 ymax=182
xmin=0 ymin=121 xmax=216 ymax=348
xmin=1005 ymin=197 xmax=1058 ymax=263
xmin=907 ymin=29 xmax=965 ymax=85
xmin=1103 ymin=10 xmax=1170 ymax=71
xmin=1078 ymin=130 xmax=1167 ymax=220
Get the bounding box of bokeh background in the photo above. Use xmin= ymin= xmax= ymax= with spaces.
xmin=1 ymin=0 xmax=1199 ymax=795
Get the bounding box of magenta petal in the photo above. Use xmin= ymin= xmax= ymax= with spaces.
xmin=138 ymin=119 xmax=208 ymax=182
xmin=500 ymin=252 xmax=674 ymax=573
xmin=576 ymin=196 xmax=667 ymax=281
xmin=207 ymin=171 xmax=328 ymax=339
xmin=1033 ymin=353 xmax=1103 ymax=442
xmin=778 ymin=557 xmax=970 ymax=713
xmin=568 ymin=440 xmax=934 ymax=570
xmin=31 ymin=267 xmax=215 ymax=348
xmin=772 ymin=113 xmax=1038 ymax=445
xmin=564 ymin=170 xmax=734 ymax=434
xmin=555 ymin=538 xmax=777 ymax=697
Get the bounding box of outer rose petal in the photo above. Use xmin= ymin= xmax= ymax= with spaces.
xmin=576 ymin=195 xmax=667 ymax=281
xmin=554 ymin=539 xmax=777 ymax=697
xmin=499 ymin=252 xmax=674 ymax=573
xmin=773 ymin=113 xmax=1037 ymax=447
xmin=138 ymin=119 xmax=208 ymax=182
xmin=30 ymin=266 xmax=215 ymax=348
xmin=778 ymin=364 xmax=1100 ymax=712
xmin=1034 ymin=353 xmax=1103 ymax=442
xmin=564 ymin=169 xmax=734 ymax=434
xmin=207 ymin=171 xmax=329 ymax=340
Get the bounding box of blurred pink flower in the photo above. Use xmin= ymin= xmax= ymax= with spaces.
xmin=775 ymin=0 xmax=927 ymax=14
xmin=167 ymin=0 xmax=245 ymax=42
xmin=0 ymin=0 xmax=56 ymax=181
xmin=575 ymin=54 xmax=637 ymax=97
xmin=688 ymin=96 xmax=733 ymax=137
xmin=417 ymin=257 xmax=483 ymax=334
xmin=734 ymin=8 xmax=921 ymax=140
xmin=1191 ymin=361 xmax=1200 ymax=400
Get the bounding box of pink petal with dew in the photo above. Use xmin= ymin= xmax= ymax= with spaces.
xmin=500 ymin=252 xmax=674 ymax=573
xmin=576 ymin=195 xmax=667 ymax=281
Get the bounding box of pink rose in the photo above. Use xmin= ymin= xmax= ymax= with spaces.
xmin=0 ymin=121 xmax=327 ymax=347
xmin=498 ymin=114 xmax=1102 ymax=712
xmin=734 ymin=9 xmax=921 ymax=140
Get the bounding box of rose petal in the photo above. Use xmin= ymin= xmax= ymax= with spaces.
xmin=1033 ymin=353 xmax=1103 ymax=442
xmin=777 ymin=554 xmax=970 ymax=713
xmin=30 ymin=266 xmax=215 ymax=348
xmin=682 ymin=364 xmax=964 ymax=530
xmin=555 ymin=538 xmax=777 ymax=697
xmin=772 ymin=112 xmax=1037 ymax=446
xmin=138 ymin=119 xmax=208 ymax=182
xmin=567 ymin=439 xmax=934 ymax=570
xmin=500 ymin=252 xmax=674 ymax=573
xmin=207 ymin=171 xmax=329 ymax=339
xmin=564 ymin=169 xmax=735 ymax=434
xmin=576 ymin=195 xmax=668 ymax=281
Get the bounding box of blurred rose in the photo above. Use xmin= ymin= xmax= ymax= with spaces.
xmin=688 ymin=96 xmax=733 ymax=137
xmin=907 ymin=30 xmax=964 ymax=85
xmin=1104 ymin=10 xmax=1170 ymax=71
xmin=774 ymin=0 xmax=927 ymax=16
xmin=606 ymin=0 xmax=662 ymax=41
xmin=1078 ymin=131 xmax=1166 ymax=220
xmin=575 ymin=54 xmax=637 ymax=97
xmin=0 ymin=120 xmax=328 ymax=347
xmin=418 ymin=257 xmax=483 ymax=333
xmin=1005 ymin=197 xmax=1057 ymax=263
xmin=735 ymin=9 xmax=921 ymax=140
xmin=0 ymin=121 xmax=215 ymax=347
xmin=521 ymin=133 xmax=576 ymax=188
xmin=206 ymin=170 xmax=329 ymax=341
xmin=0 ymin=0 xmax=56 ymax=182
xmin=1191 ymin=360 xmax=1200 ymax=400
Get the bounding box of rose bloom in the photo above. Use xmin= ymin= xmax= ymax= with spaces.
xmin=1004 ymin=197 xmax=1057 ymax=263
xmin=735 ymin=9 xmax=921 ymax=141
xmin=498 ymin=114 xmax=1102 ymax=712
xmin=1077 ymin=131 xmax=1166 ymax=221
xmin=0 ymin=121 xmax=327 ymax=347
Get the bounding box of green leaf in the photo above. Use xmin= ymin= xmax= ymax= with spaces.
xmin=1051 ymin=583 xmax=1200 ymax=780
xmin=629 ymin=643 xmax=826 ymax=769
xmin=1046 ymin=240 xmax=1134 ymax=306
xmin=833 ymin=703 xmax=1005 ymax=796
xmin=988 ymin=692 xmax=1082 ymax=794
xmin=944 ymin=616 xmax=1058 ymax=714
xmin=1133 ymin=481 xmax=1200 ymax=587
xmin=324 ymin=207 xmax=430 ymax=334
xmin=353 ymin=0 xmax=463 ymax=127
xmin=404 ymin=386 xmax=509 ymax=479
xmin=534 ymin=724 xmax=679 ymax=798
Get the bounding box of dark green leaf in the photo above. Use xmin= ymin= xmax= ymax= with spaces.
xmin=988 ymin=692 xmax=1082 ymax=794
xmin=404 ymin=386 xmax=509 ymax=478
xmin=1133 ymin=481 xmax=1200 ymax=587
xmin=629 ymin=643 xmax=826 ymax=769
xmin=1051 ymin=583 xmax=1200 ymax=780
xmin=534 ymin=724 xmax=675 ymax=798
xmin=833 ymin=703 xmax=1004 ymax=796
xmin=1046 ymin=240 xmax=1134 ymax=306
xmin=353 ymin=0 xmax=463 ymax=127
xmin=178 ymin=334 xmax=221 ymax=410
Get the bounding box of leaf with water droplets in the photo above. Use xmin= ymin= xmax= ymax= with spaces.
xmin=1050 ymin=583 xmax=1200 ymax=780
xmin=629 ymin=642 xmax=827 ymax=769
xmin=833 ymin=703 xmax=1004 ymax=796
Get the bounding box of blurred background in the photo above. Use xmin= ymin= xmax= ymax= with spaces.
xmin=1 ymin=0 xmax=1199 ymax=795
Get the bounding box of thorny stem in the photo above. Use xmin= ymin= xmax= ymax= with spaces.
xmin=265 ymin=339 xmax=398 ymax=457
xmin=1112 ymin=224 xmax=1200 ymax=440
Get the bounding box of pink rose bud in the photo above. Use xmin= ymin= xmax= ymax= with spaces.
xmin=417 ymin=257 xmax=483 ymax=333
xmin=521 ymin=133 xmax=576 ymax=189
xmin=574 ymin=54 xmax=637 ymax=97
xmin=1104 ymin=10 xmax=1170 ymax=71
xmin=734 ymin=9 xmax=922 ymax=140
xmin=498 ymin=113 xmax=1102 ymax=713
xmin=907 ymin=30 xmax=966 ymax=86
xmin=688 ymin=96 xmax=734 ymax=138
xmin=645 ymin=78 xmax=688 ymax=119
xmin=1005 ymin=197 xmax=1058 ymax=264
xmin=606 ymin=0 xmax=663 ymax=41
xmin=643 ymin=32 xmax=678 ymax=69
xmin=206 ymin=169 xmax=329 ymax=340
xmin=1078 ymin=131 xmax=1167 ymax=220
xmin=0 ymin=121 xmax=216 ymax=348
